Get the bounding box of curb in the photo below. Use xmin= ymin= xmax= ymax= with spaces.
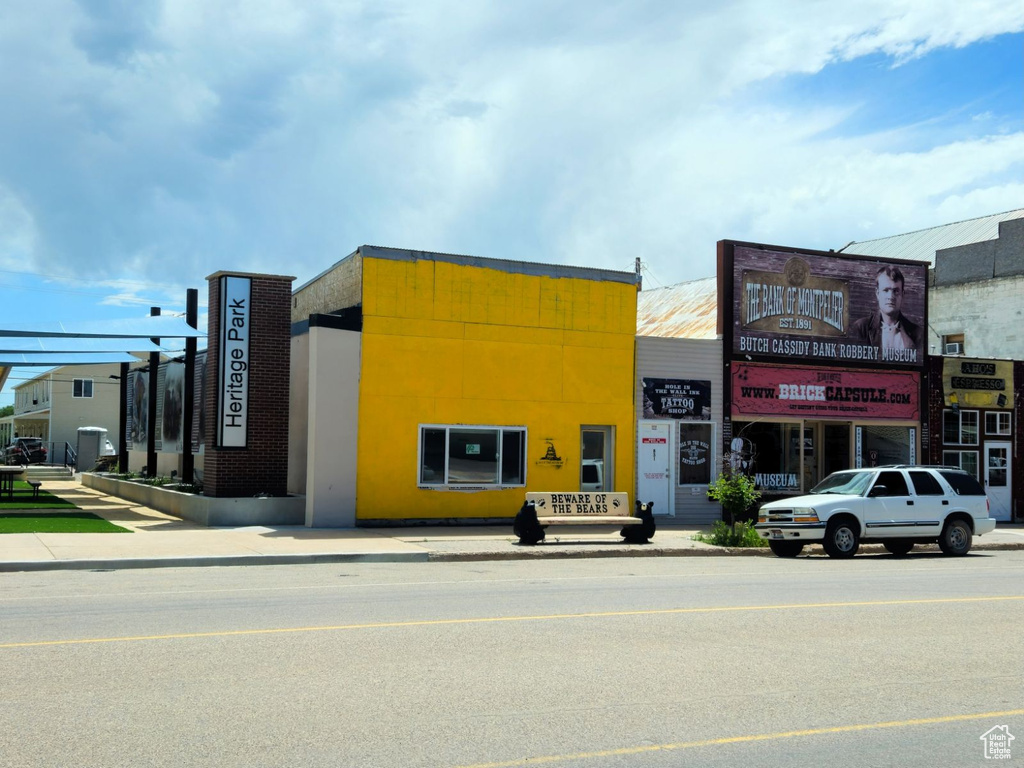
xmin=0 ymin=552 xmax=431 ymax=573
xmin=2 ymin=542 xmax=1021 ymax=573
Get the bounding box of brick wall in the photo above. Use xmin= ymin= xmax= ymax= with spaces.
xmin=926 ymin=355 xmax=1022 ymax=522
xmin=928 ymin=276 xmax=1024 ymax=359
xmin=923 ymin=354 xmax=944 ymax=464
xmin=204 ymin=272 xmax=294 ymax=498
xmin=292 ymin=252 xmax=362 ymax=321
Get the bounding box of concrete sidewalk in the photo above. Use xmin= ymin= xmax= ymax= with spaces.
xmin=2 ymin=480 xmax=1023 ymax=572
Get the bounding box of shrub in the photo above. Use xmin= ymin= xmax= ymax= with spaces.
xmin=693 ymin=520 xmax=768 ymax=548
xmin=707 ymin=470 xmax=761 ymax=527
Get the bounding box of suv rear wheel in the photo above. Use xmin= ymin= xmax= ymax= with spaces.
xmin=823 ymin=518 xmax=860 ymax=559
xmin=939 ymin=519 xmax=972 ymax=556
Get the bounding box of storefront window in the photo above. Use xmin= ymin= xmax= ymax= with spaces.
xmin=858 ymin=425 xmax=913 ymax=468
xmin=419 ymin=426 xmax=526 ymax=487
xmin=731 ymin=421 xmax=800 ymax=492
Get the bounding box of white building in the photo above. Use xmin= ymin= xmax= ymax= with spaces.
xmin=4 ymin=364 xmax=122 ymax=459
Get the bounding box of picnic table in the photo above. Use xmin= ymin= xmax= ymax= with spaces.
xmin=0 ymin=465 xmax=25 ymax=500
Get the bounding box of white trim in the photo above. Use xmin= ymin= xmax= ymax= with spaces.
xmin=72 ymin=377 xmax=94 ymax=398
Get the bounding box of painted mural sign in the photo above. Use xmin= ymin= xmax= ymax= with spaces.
xmin=126 ymin=369 xmax=148 ymax=451
xmin=191 ymin=351 xmax=207 ymax=454
xmin=732 ymin=246 xmax=927 ymax=367
xmin=217 ymin=275 xmax=251 ymax=448
xmin=732 ymin=363 xmax=920 ymax=420
xmin=123 ymin=360 xmax=201 ymax=457
xmin=642 ymin=378 xmax=711 ymax=420
xmin=160 ymin=362 xmax=185 ymax=454
xmin=943 ymin=358 xmax=1013 ymax=409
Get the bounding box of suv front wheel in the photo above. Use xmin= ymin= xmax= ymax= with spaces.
xmin=939 ymin=519 xmax=972 ymax=556
xmin=823 ymin=518 xmax=860 ymax=559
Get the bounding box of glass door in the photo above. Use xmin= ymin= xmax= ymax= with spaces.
xmin=581 ymin=426 xmax=613 ymax=492
xmin=984 ymin=442 xmax=1012 ymax=521
xmin=822 ymin=423 xmax=851 ymax=479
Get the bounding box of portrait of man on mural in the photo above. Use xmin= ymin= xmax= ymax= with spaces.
xmin=849 ymin=264 xmax=923 ymax=353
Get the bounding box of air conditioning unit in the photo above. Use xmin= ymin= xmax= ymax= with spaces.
xmin=945 ymin=342 xmax=964 ymax=355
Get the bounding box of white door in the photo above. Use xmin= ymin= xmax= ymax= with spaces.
xmin=984 ymin=442 xmax=1012 ymax=522
xmin=637 ymin=421 xmax=672 ymax=516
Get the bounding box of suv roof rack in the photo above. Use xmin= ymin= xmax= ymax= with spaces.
xmin=874 ymin=464 xmax=966 ymax=471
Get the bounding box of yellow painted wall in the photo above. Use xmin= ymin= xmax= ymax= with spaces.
xmin=355 ymin=255 xmax=638 ymax=520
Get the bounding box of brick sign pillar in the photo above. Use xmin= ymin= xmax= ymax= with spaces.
xmin=204 ymin=271 xmax=295 ymax=498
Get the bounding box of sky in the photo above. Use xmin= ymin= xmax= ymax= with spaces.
xmin=0 ymin=0 xmax=1022 ymax=405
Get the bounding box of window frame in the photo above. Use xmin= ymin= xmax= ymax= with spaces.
xmin=417 ymin=424 xmax=527 ymax=490
xmin=72 ymin=378 xmax=94 ymax=398
xmin=942 ymin=409 xmax=979 ymax=446
xmin=942 ymin=450 xmax=980 ymax=480
xmin=985 ymin=411 xmax=1011 ymax=436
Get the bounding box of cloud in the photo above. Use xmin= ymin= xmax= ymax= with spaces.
xmin=0 ymin=0 xmax=1019 ymax=295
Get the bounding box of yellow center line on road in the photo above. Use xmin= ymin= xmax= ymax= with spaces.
xmin=2 ymin=594 xmax=1023 ymax=649
xmin=453 ymin=709 xmax=1024 ymax=768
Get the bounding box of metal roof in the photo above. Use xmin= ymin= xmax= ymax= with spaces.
xmin=838 ymin=209 xmax=1024 ymax=265
xmin=0 ymin=316 xmax=205 ymax=340
xmin=637 ymin=276 xmax=718 ymax=339
xmin=0 ymin=352 xmax=145 ymax=366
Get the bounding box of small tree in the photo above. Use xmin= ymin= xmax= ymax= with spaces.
xmin=707 ymin=468 xmax=761 ymax=533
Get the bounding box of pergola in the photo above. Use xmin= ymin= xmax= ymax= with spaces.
xmin=0 ymin=298 xmax=207 ymax=479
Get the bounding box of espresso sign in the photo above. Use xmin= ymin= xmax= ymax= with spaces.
xmin=943 ymin=358 xmax=1013 ymax=409
xmin=217 ymin=276 xmax=251 ymax=448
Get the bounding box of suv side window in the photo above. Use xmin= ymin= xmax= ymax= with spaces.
xmin=938 ymin=470 xmax=986 ymax=496
xmin=909 ymin=471 xmax=944 ymax=495
xmin=873 ymin=470 xmax=909 ymax=496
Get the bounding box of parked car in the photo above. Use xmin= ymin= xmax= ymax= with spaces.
xmin=581 ymin=459 xmax=604 ymax=491
xmin=755 ymin=465 xmax=996 ymax=558
xmin=4 ymin=437 xmax=48 ymax=465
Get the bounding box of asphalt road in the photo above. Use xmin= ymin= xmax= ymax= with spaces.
xmin=2 ymin=552 xmax=1023 ymax=767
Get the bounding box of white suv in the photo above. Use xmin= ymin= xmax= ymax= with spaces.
xmin=755 ymin=466 xmax=997 ymax=558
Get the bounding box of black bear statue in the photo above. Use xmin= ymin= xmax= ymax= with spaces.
xmin=621 ymin=500 xmax=656 ymax=543
xmin=513 ymin=500 xmax=546 ymax=545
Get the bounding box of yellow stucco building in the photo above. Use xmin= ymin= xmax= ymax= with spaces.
xmin=289 ymin=246 xmax=640 ymax=526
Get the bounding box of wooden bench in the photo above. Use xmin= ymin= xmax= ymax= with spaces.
xmin=514 ymin=492 xmax=656 ymax=545
xmin=26 ymin=480 xmax=42 ymax=500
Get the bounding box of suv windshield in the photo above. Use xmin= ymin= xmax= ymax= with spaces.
xmin=810 ymin=470 xmax=874 ymax=496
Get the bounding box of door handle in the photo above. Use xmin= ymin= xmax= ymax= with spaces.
xmin=906 ymin=500 xmax=914 ymax=505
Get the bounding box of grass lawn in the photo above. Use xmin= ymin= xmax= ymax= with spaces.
xmin=0 ymin=512 xmax=132 ymax=534
xmin=0 ymin=480 xmax=80 ymax=511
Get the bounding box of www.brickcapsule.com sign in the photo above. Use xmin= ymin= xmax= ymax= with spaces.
xmin=217 ymin=275 xmax=251 ymax=448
